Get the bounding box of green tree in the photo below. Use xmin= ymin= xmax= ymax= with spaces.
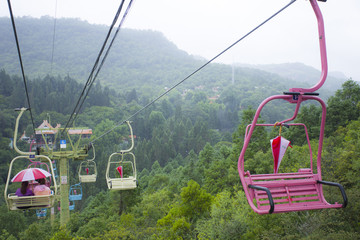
xmin=156 ymin=180 xmax=213 ymax=239
xmin=326 ymin=80 xmax=360 ymax=134
xmin=180 ymin=180 xmax=213 ymax=223
xmin=19 ymin=222 xmax=51 ymax=240
xmin=233 ymin=106 xmax=268 ymax=160
xmin=285 ymin=104 xmax=322 ymax=145
xmin=196 ymin=191 xmax=251 ymax=239
xmin=126 ymin=89 xmax=138 ymax=103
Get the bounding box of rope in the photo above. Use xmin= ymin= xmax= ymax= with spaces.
xmin=91 ymin=0 xmax=297 ymax=144
xmin=7 ymin=0 xmax=36 ymax=135
xmin=274 ymin=122 xmax=282 ymax=136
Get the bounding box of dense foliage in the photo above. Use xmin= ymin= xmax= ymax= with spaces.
xmin=0 ymin=68 xmax=359 ymax=239
xmin=0 ymin=17 xmax=358 ymax=240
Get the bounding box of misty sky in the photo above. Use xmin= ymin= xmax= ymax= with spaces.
xmin=1 ymin=0 xmax=359 ymax=81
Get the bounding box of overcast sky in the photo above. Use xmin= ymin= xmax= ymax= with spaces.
xmin=1 ymin=0 xmax=359 ymax=81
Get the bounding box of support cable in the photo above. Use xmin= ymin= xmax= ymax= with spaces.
xmin=62 ymin=0 xmax=128 ymax=134
xmin=91 ymin=0 xmax=297 ymax=144
xmin=69 ymin=0 xmax=135 ymax=128
xmin=7 ymin=0 xmax=36 ymax=134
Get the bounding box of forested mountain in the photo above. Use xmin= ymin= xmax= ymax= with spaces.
xmin=0 ymin=17 xmax=347 ymax=126
xmin=0 ymin=16 xmax=358 ymax=240
xmin=0 ymin=17 xmax=346 ymax=98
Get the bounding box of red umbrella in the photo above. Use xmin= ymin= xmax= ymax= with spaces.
xmin=270 ymin=136 xmax=292 ymax=174
xmin=11 ymin=168 xmax=51 ymax=182
xmin=116 ymin=166 xmax=123 ymax=178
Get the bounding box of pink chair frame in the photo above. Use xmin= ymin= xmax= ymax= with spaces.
xmin=237 ymin=0 xmax=347 ymax=214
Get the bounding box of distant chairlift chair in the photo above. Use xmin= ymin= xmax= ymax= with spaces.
xmin=106 ymin=121 xmax=137 ymax=190
xmin=69 ymin=183 xmax=82 ymax=201
xmin=79 ymin=143 xmax=97 ymax=183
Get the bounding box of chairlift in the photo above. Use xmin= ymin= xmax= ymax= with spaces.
xmin=36 ymin=208 xmax=47 ymax=219
xmin=106 ymin=121 xmax=137 ymax=190
xmin=238 ymin=0 xmax=347 ymax=214
xmin=4 ymin=155 xmax=58 ymax=211
xmin=238 ymin=105 xmax=350 ymax=211
xmin=69 ymin=183 xmax=82 ymax=201
xmin=69 ymin=201 xmax=75 ymax=211
xmin=79 ymin=143 xmax=97 ymax=183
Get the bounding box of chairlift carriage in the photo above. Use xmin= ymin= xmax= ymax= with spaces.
xmin=4 ymin=108 xmax=58 ymax=211
xmin=238 ymin=0 xmax=347 ymax=214
xmin=79 ymin=143 xmax=97 ymax=183
xmin=106 ymin=121 xmax=137 ymax=190
xmin=4 ymin=155 xmax=58 ymax=211
xmin=36 ymin=208 xmax=47 ymax=219
xmin=69 ymin=183 xmax=83 ymax=201
xmin=69 ymin=201 xmax=75 ymax=211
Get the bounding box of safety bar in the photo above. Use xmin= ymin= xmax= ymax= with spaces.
xmin=317 ymin=180 xmax=348 ymax=208
xmin=248 ymin=185 xmax=274 ymax=214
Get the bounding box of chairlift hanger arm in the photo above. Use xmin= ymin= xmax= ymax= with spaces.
xmin=119 ymin=121 xmax=135 ymax=153
xmin=86 ymin=142 xmax=95 ymax=161
xmin=13 ymin=108 xmax=35 ymax=155
xmin=289 ymin=0 xmax=328 ymax=93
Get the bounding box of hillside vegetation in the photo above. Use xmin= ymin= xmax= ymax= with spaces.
xmin=0 ymin=17 xmax=358 ymax=239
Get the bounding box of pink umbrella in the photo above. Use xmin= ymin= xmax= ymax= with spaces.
xmin=270 ymin=136 xmax=292 ymax=174
xmin=11 ymin=168 xmax=51 ymax=182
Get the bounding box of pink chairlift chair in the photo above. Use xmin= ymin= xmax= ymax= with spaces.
xmin=238 ymin=0 xmax=347 ymax=214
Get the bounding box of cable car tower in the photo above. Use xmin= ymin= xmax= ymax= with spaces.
xmin=36 ymin=115 xmax=90 ymax=226
xmin=8 ymin=108 xmax=90 ymax=226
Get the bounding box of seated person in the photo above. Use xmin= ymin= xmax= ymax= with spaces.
xmin=34 ymin=178 xmax=51 ymax=195
xmin=15 ymin=181 xmax=34 ymax=196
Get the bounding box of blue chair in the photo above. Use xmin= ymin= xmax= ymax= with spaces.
xmin=69 ymin=183 xmax=82 ymax=201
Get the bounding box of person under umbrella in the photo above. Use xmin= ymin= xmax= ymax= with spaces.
xmin=11 ymin=168 xmax=52 ymax=196
xmin=34 ymin=178 xmax=51 ymax=195
xmin=15 ymin=181 xmax=34 ymax=197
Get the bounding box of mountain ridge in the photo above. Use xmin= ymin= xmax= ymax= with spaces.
xmin=0 ymin=17 xmax=347 ymax=97
xmin=237 ymin=62 xmax=347 ymax=91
